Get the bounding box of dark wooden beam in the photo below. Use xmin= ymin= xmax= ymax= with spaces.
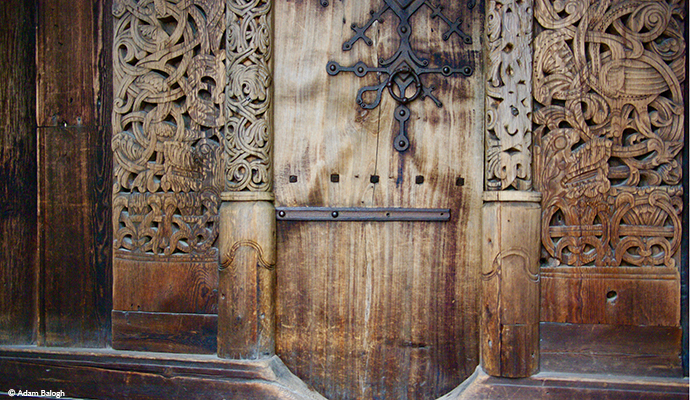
xmin=0 ymin=0 xmax=38 ymax=345
xmin=35 ymin=0 xmax=112 ymax=347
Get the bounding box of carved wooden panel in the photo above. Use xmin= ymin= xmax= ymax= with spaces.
xmin=533 ymin=0 xmax=685 ymax=269
xmin=224 ymin=0 xmax=273 ymax=195
xmin=485 ymin=0 xmax=533 ymax=191
xmin=112 ymin=0 xmax=225 ymax=257
xmin=112 ymin=0 xmax=225 ymax=352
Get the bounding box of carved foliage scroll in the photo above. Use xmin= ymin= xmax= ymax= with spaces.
xmin=224 ymin=0 xmax=273 ymax=193
xmin=533 ymin=0 xmax=685 ymax=267
xmin=486 ymin=0 xmax=534 ymax=191
xmin=112 ymin=0 xmax=225 ymax=255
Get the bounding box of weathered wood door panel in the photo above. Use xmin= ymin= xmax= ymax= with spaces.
xmin=274 ymin=1 xmax=484 ymax=398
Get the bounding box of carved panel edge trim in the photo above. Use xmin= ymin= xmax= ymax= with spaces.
xmin=485 ymin=0 xmax=534 ymax=191
xmin=224 ymin=0 xmax=274 ymax=195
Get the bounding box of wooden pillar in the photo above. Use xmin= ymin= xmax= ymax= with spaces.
xmin=482 ymin=0 xmax=540 ymax=377
xmin=217 ymin=0 xmax=276 ymax=359
xmin=481 ymin=192 xmax=541 ymax=377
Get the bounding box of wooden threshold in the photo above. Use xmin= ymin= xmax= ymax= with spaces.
xmin=0 ymin=346 xmax=325 ymax=400
xmin=443 ymin=367 xmax=689 ymax=400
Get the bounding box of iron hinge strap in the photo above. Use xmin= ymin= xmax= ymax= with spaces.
xmin=275 ymin=207 xmax=450 ymax=222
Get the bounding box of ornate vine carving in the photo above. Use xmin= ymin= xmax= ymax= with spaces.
xmin=112 ymin=0 xmax=225 ymax=256
xmin=485 ymin=0 xmax=533 ymax=190
xmin=224 ymin=0 xmax=273 ymax=193
xmin=533 ymin=0 xmax=685 ymax=268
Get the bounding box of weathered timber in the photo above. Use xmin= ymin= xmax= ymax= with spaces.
xmin=541 ymin=266 xmax=680 ymax=326
xmin=481 ymin=191 xmax=542 ymax=378
xmin=36 ymin=0 xmax=112 ymax=347
xmin=0 ymin=347 xmax=326 ymax=400
xmin=0 ymin=0 xmax=37 ymax=345
xmin=112 ymin=311 xmax=217 ymax=354
xmin=218 ymin=201 xmax=276 ymax=359
xmin=540 ymin=323 xmax=683 ymax=378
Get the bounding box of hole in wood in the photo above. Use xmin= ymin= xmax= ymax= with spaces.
xmin=606 ymin=290 xmax=618 ymax=302
xmin=331 ymin=173 xmax=339 ymax=183
xmin=415 ymin=175 xmax=424 ymax=184
xmin=370 ymin=175 xmax=379 ymax=184
xmin=456 ymin=176 xmax=465 ymax=186
xmin=289 ymin=175 xmax=298 ymax=183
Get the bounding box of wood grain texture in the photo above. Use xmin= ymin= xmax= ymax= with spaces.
xmin=276 ymin=218 xmax=479 ymax=400
xmin=541 ymin=266 xmax=680 ymax=326
xmin=540 ymin=323 xmax=683 ymax=378
xmin=481 ymin=197 xmax=541 ymax=377
xmin=273 ymin=2 xmax=483 ymax=398
xmin=113 ymin=257 xmax=218 ymax=314
xmin=274 ymin=1 xmax=482 ymax=209
xmin=112 ymin=311 xmax=217 ymax=354
xmin=0 ymin=1 xmax=37 ymax=345
xmin=36 ymin=0 xmax=113 ymax=347
xmin=0 ymin=347 xmax=326 ymax=400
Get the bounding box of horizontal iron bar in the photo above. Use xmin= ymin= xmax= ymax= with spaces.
xmin=275 ymin=207 xmax=450 ymax=222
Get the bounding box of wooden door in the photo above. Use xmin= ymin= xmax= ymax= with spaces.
xmin=273 ymin=2 xmax=484 ymax=399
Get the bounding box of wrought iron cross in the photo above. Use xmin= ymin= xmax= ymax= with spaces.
xmin=324 ymin=0 xmax=475 ymax=152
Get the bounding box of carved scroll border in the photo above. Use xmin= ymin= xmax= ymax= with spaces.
xmin=485 ymin=0 xmax=534 ymax=191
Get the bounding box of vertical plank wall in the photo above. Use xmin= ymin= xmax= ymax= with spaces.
xmin=274 ymin=2 xmax=484 ymax=399
xmin=36 ymin=0 xmax=112 ymax=346
xmin=0 ymin=1 xmax=37 ymax=344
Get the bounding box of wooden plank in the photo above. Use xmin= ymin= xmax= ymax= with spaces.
xmin=276 ymin=218 xmax=479 ymax=400
xmin=541 ymin=268 xmax=680 ymax=326
xmin=540 ymin=322 xmax=683 ymax=378
xmin=113 ymin=257 xmax=218 ymax=314
xmin=111 ymin=311 xmax=217 ymax=354
xmin=36 ymin=0 xmax=112 ymax=347
xmin=0 ymin=347 xmax=326 ymax=400
xmin=0 ymin=1 xmax=37 ymax=345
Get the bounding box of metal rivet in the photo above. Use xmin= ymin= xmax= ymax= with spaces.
xmin=331 ymin=211 xmax=339 ymax=218
xmin=278 ymin=210 xmax=286 ymax=218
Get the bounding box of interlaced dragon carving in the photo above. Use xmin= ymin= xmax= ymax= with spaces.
xmin=533 ymin=0 xmax=685 ymax=268
xmin=112 ymin=0 xmax=225 ymax=256
xmin=324 ymin=0 xmax=476 ymax=152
